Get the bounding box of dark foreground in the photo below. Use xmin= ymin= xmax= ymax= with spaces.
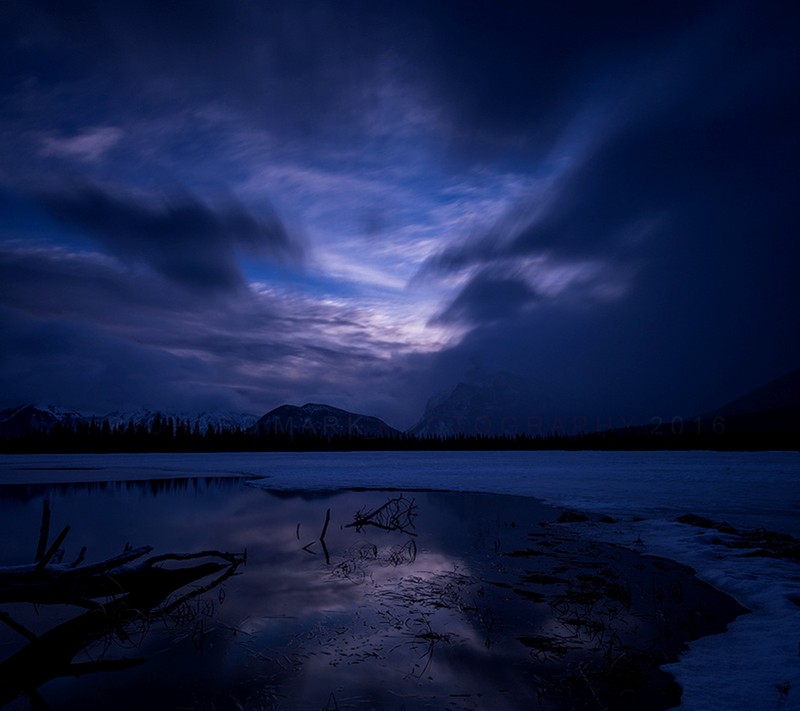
xmin=0 ymin=478 xmax=746 ymax=710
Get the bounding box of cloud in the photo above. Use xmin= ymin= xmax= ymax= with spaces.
xmin=432 ymin=272 xmax=536 ymax=327
xmin=38 ymin=185 xmax=300 ymax=293
xmin=0 ymin=305 xmax=227 ymax=413
xmin=406 ymin=1 xmax=800 ymax=421
xmin=0 ymin=243 xmax=435 ymax=423
xmin=38 ymin=126 xmax=124 ymax=162
xmin=1 ymin=0 xmax=798 ymax=427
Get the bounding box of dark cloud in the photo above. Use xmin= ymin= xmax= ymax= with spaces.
xmin=416 ymin=0 xmax=800 ymax=423
xmin=423 ymin=0 xmax=800 ymax=344
xmin=0 ymin=306 xmax=231 ymax=413
xmin=38 ymin=185 xmax=299 ymax=293
xmin=432 ymin=273 xmax=536 ymax=326
xmin=424 ymin=0 xmax=800 ymax=275
xmin=1 ymin=1 xmax=741 ymax=156
xmin=2 ymin=1 xmax=396 ymax=144
xmin=412 ymin=2 xmax=715 ymax=153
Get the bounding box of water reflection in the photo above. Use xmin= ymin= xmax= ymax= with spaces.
xmin=0 ymin=478 xmax=743 ymax=710
xmin=0 ymin=481 xmax=554 ymax=709
xmin=0 ymin=476 xmax=244 ymax=503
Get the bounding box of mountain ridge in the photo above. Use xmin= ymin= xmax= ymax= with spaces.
xmin=0 ymin=402 xmax=399 ymax=440
xmin=409 ymin=370 xmax=567 ymax=437
xmin=699 ymin=367 xmax=800 ymax=434
xmin=254 ymin=403 xmax=400 ymax=439
xmin=1 ymin=366 xmax=797 ymax=441
xmin=0 ymin=405 xmax=260 ymax=439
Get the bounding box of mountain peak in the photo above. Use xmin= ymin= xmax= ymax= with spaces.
xmin=410 ymin=371 xmax=565 ymax=437
xmin=255 ymin=403 xmax=399 ymax=438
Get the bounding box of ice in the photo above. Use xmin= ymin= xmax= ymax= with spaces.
xmin=1 ymin=449 xmax=799 ymax=709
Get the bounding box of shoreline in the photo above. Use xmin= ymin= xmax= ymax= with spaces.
xmin=462 ymin=502 xmax=750 ymax=710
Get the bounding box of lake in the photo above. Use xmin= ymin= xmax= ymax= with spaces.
xmin=0 ymin=451 xmax=798 ymax=710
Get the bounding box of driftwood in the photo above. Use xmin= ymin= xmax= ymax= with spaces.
xmin=0 ymin=501 xmax=246 ymax=707
xmin=0 ymin=558 xmax=241 ymax=707
xmin=345 ymin=495 xmax=418 ymax=536
xmin=0 ymin=502 xmax=245 ymax=606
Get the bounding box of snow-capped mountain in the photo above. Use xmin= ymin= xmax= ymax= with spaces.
xmin=254 ymin=403 xmax=400 ymax=438
xmin=409 ymin=370 xmax=567 ymax=437
xmin=0 ymin=404 xmax=87 ymax=439
xmin=98 ymin=409 xmax=259 ymax=431
xmin=0 ymin=405 xmax=259 ymax=438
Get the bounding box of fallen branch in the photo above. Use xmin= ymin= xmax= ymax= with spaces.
xmin=0 ymin=546 xmax=156 ymax=605
xmin=0 ymin=505 xmax=246 ymax=707
xmin=0 ymin=554 xmax=242 ymax=707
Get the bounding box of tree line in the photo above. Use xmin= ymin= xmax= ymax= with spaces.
xmin=0 ymin=413 xmax=795 ymax=452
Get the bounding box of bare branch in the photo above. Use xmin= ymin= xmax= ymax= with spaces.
xmin=35 ymin=525 xmax=70 ymax=570
xmin=34 ymin=500 xmax=51 ymax=564
xmin=0 ymin=611 xmax=37 ymax=642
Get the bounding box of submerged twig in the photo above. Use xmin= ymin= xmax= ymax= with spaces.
xmin=34 ymin=500 xmax=51 ymax=564
xmin=320 ymin=509 xmax=331 ymax=565
xmin=345 ymin=495 xmax=418 ymax=536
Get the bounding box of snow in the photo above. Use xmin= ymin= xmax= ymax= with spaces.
xmin=1 ymin=449 xmax=799 ymax=710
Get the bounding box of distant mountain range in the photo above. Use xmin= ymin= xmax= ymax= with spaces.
xmin=0 ymin=405 xmax=260 ymax=440
xmin=410 ymin=367 xmax=800 ymax=438
xmin=0 ymin=402 xmax=399 ymax=441
xmin=1 ymin=367 xmax=798 ymax=441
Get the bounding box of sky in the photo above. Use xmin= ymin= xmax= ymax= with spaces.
xmin=1 ymin=0 xmax=798 ymax=429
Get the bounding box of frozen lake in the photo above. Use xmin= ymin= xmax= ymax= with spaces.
xmin=1 ymin=450 xmax=799 ymax=709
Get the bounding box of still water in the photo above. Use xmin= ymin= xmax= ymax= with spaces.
xmin=0 ymin=477 xmax=574 ymax=710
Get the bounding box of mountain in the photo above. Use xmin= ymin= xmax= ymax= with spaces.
xmin=0 ymin=404 xmax=86 ymax=439
xmin=0 ymin=405 xmax=259 ymax=439
xmin=700 ymin=367 xmax=800 ymax=434
xmin=409 ymin=371 xmax=565 ymax=437
xmin=98 ymin=409 xmax=259 ymax=432
xmin=254 ymin=403 xmax=400 ymax=439
xmin=591 ymin=367 xmax=800 ymax=444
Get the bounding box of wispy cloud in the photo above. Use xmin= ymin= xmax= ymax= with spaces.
xmin=0 ymin=242 xmax=444 ymax=419
xmin=38 ymin=126 xmax=124 ymax=163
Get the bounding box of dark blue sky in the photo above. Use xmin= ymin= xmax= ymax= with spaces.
xmin=1 ymin=0 xmax=798 ymax=427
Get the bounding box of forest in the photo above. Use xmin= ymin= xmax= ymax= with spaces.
xmin=0 ymin=412 xmax=795 ymax=453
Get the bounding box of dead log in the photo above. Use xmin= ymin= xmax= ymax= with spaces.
xmin=0 ymin=505 xmax=246 ymax=707
xmin=0 ymin=546 xmax=154 ymax=605
xmin=0 ymin=554 xmax=242 ymax=707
